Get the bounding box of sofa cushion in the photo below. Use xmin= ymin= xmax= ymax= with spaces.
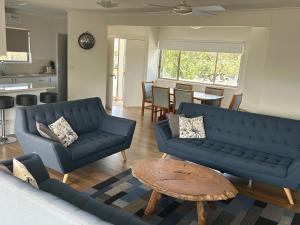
xmin=69 ymin=130 xmax=126 ymax=161
xmin=39 ymin=179 xmax=147 ymax=225
xmin=167 ymin=139 xmax=293 ymax=178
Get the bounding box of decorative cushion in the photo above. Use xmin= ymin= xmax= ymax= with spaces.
xmin=13 ymin=159 xmax=39 ymax=189
xmin=179 ymin=116 xmax=206 ymax=139
xmin=36 ymin=121 xmax=59 ymax=142
xmin=166 ymin=113 xmax=184 ymax=138
xmin=48 ymin=117 xmax=78 ymax=147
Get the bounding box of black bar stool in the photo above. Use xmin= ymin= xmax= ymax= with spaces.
xmin=16 ymin=94 xmax=37 ymax=106
xmin=0 ymin=96 xmax=16 ymax=144
xmin=40 ymin=92 xmax=58 ymax=104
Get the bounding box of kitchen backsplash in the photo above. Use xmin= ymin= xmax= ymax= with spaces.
xmin=2 ymin=59 xmax=55 ymax=74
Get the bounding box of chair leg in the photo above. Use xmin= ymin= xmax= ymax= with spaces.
xmin=121 ymin=150 xmax=127 ymax=161
xmin=283 ymin=188 xmax=295 ymax=205
xmin=151 ymin=105 xmax=154 ymax=122
xmin=161 ymin=153 xmax=168 ymax=159
xmin=141 ymin=101 xmax=145 ymax=116
xmin=63 ymin=173 xmax=69 ymax=183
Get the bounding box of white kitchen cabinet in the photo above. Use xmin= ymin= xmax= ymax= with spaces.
xmin=0 ymin=0 xmax=6 ymax=55
xmin=0 ymin=78 xmax=14 ymax=84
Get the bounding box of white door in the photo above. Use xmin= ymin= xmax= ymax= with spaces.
xmin=123 ymin=40 xmax=147 ymax=107
xmin=106 ymin=37 xmax=115 ymax=110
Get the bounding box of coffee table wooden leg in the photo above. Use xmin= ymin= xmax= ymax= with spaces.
xmin=145 ymin=190 xmax=160 ymax=216
xmin=197 ymin=202 xmax=207 ymax=225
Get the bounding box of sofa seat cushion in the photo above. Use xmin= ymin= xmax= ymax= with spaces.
xmin=167 ymin=139 xmax=293 ymax=178
xmin=39 ymin=179 xmax=147 ymax=225
xmin=69 ymin=130 xmax=126 ymax=161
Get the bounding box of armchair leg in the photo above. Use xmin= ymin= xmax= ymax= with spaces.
xmin=162 ymin=153 xmax=168 ymax=159
xmin=63 ymin=173 xmax=69 ymax=183
xmin=121 ymin=151 xmax=127 ymax=161
xmin=283 ymin=188 xmax=295 ymax=205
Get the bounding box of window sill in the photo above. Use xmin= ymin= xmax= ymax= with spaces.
xmin=156 ymin=78 xmax=239 ymax=90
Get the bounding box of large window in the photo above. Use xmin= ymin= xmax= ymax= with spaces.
xmin=159 ymin=49 xmax=242 ymax=87
xmin=0 ymin=28 xmax=31 ymax=63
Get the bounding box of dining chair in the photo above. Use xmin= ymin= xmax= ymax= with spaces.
xmin=152 ymin=86 xmax=171 ymax=122
xmin=175 ymin=83 xmax=193 ymax=90
xmin=203 ymin=87 xmax=224 ymax=107
xmin=229 ymin=93 xmax=243 ymax=110
xmin=141 ymin=81 xmax=153 ymax=116
xmin=174 ymin=89 xmax=194 ymax=112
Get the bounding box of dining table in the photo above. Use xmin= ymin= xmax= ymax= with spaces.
xmin=169 ymin=88 xmax=224 ymax=101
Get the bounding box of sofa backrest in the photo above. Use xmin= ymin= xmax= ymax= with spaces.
xmin=20 ymin=97 xmax=106 ymax=135
xmin=0 ymin=171 xmax=112 ymax=225
xmin=178 ymin=103 xmax=300 ymax=159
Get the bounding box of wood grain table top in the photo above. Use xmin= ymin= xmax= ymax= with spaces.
xmin=132 ymin=158 xmax=238 ymax=202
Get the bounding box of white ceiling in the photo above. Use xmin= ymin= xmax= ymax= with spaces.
xmin=5 ymin=0 xmax=300 ymax=17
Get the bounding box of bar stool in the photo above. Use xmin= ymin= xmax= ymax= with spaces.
xmin=40 ymin=92 xmax=58 ymax=104
xmin=0 ymin=96 xmax=16 ymax=144
xmin=16 ymin=94 xmax=37 ymax=106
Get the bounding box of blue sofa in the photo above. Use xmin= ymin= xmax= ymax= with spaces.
xmin=155 ymin=103 xmax=300 ymax=205
xmin=0 ymin=154 xmax=147 ymax=225
xmin=15 ymin=97 xmax=136 ymax=182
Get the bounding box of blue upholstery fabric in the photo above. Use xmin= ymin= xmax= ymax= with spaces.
xmin=155 ymin=103 xmax=300 ymax=190
xmin=15 ymin=98 xmax=136 ymax=174
xmin=1 ymin=154 xmax=146 ymax=225
xmin=70 ymin=130 xmax=126 ymax=161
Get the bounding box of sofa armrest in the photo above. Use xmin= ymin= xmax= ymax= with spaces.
xmin=1 ymin=153 xmax=50 ymax=184
xmin=99 ymin=116 xmax=136 ymax=137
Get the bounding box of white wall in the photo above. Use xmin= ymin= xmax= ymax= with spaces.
xmin=67 ymin=9 xmax=300 ymax=119
xmin=68 ymin=11 xmax=107 ymax=102
xmin=5 ymin=13 xmax=67 ymax=74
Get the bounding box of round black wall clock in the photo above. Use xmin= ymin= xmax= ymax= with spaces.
xmin=78 ymin=32 xmax=95 ymax=50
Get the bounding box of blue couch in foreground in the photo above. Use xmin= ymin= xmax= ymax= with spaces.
xmin=0 ymin=154 xmax=147 ymax=225
xmin=155 ymin=103 xmax=300 ymax=205
xmin=15 ymin=97 xmax=136 ymax=183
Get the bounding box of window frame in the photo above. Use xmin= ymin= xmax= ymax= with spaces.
xmin=0 ymin=28 xmax=32 ymax=64
xmin=158 ymin=49 xmax=243 ymax=88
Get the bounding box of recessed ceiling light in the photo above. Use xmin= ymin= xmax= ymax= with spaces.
xmin=190 ymin=26 xmax=203 ymax=30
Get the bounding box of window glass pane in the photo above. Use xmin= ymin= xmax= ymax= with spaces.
xmin=0 ymin=52 xmax=29 ymax=62
xmin=179 ymin=51 xmax=216 ymax=84
xmin=160 ymin=49 xmax=180 ymax=79
xmin=215 ymin=53 xmax=241 ymax=87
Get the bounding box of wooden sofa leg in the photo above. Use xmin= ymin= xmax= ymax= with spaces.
xmin=161 ymin=153 xmax=168 ymax=159
xmin=121 ymin=151 xmax=127 ymax=161
xmin=247 ymin=180 xmax=253 ymax=188
xmin=284 ymin=188 xmax=295 ymax=205
xmin=63 ymin=174 xmax=69 ymax=183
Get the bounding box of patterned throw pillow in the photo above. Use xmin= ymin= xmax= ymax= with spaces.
xmin=13 ymin=159 xmax=39 ymax=189
xmin=166 ymin=113 xmax=184 ymax=138
xmin=48 ymin=117 xmax=78 ymax=147
xmin=36 ymin=121 xmax=60 ymax=142
xmin=179 ymin=116 xmax=206 ymax=139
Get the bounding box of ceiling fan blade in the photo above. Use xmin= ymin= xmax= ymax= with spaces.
xmin=193 ymin=5 xmax=225 ymax=12
xmin=144 ymin=3 xmax=173 ymax=9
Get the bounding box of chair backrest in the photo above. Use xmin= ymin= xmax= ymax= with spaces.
xmin=152 ymin=86 xmax=170 ymax=109
xmin=175 ymin=83 xmax=193 ymax=90
xmin=142 ymin=81 xmax=153 ymax=102
xmin=174 ymin=89 xmax=193 ymax=110
xmin=19 ymin=97 xmax=106 ymax=135
xmin=204 ymin=87 xmax=224 ymax=107
xmin=229 ymin=93 xmax=243 ymax=110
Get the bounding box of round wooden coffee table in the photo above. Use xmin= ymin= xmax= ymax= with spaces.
xmin=132 ymin=158 xmax=238 ymax=225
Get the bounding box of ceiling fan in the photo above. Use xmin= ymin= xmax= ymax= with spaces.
xmin=144 ymin=0 xmax=225 ymax=16
xmin=97 ymin=0 xmax=119 ymax=8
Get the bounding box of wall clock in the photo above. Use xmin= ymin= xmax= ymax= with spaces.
xmin=78 ymin=32 xmax=95 ymax=50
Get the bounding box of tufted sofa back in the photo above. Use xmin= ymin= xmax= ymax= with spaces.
xmin=21 ymin=97 xmax=106 ymax=135
xmin=178 ymin=103 xmax=300 ymax=159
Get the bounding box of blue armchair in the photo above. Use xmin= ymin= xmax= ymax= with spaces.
xmin=15 ymin=97 xmax=136 ymax=183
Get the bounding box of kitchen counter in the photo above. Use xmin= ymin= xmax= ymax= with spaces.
xmin=0 ymin=83 xmax=55 ymax=93
xmin=0 ymin=73 xmax=56 ymax=78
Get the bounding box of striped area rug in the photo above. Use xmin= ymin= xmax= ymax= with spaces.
xmin=86 ymin=169 xmax=300 ymax=225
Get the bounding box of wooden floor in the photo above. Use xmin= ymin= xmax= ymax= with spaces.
xmin=1 ymin=104 xmax=300 ymax=213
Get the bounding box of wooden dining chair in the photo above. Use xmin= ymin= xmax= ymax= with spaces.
xmin=203 ymin=87 xmax=224 ymax=107
xmin=174 ymin=89 xmax=194 ymax=112
xmin=152 ymin=86 xmax=171 ymax=122
xmin=175 ymin=83 xmax=193 ymax=90
xmin=229 ymin=93 xmax=243 ymax=110
xmin=141 ymin=81 xmax=154 ymax=116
